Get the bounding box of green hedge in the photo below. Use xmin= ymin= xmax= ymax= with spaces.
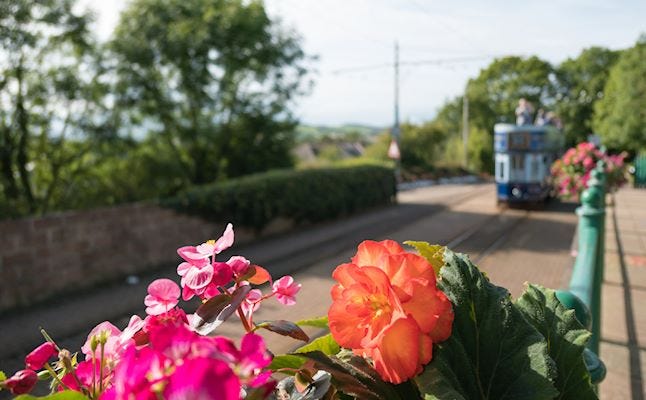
xmin=160 ymin=166 xmax=397 ymax=231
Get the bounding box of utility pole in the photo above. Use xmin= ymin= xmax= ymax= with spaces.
xmin=462 ymin=86 xmax=469 ymax=169
xmin=392 ymin=40 xmax=401 ymax=182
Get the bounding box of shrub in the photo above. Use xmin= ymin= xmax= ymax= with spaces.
xmin=160 ymin=166 xmax=397 ymax=232
xmin=551 ymin=142 xmax=627 ymax=200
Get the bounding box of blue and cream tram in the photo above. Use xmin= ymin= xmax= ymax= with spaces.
xmin=494 ymin=123 xmax=564 ymax=204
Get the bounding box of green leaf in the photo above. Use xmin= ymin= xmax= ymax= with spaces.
xmin=417 ymin=249 xmax=558 ymax=400
xmin=269 ymin=354 xmax=306 ymax=373
xmin=15 ymin=391 xmax=89 ymax=399
xmin=404 ymin=241 xmax=445 ymax=276
xmin=295 ymin=316 xmax=329 ymax=328
xmin=294 ymin=333 xmax=340 ymax=355
xmin=256 ymin=320 xmax=310 ymax=342
xmin=0 ymin=370 xmax=6 ymax=381
xmin=515 ymin=285 xmax=597 ymax=400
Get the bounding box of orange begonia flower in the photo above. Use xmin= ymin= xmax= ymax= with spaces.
xmin=328 ymin=240 xmax=454 ymax=384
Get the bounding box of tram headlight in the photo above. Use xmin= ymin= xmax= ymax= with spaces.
xmin=512 ymin=187 xmax=522 ymax=198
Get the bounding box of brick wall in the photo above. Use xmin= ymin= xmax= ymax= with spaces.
xmin=0 ymin=203 xmax=259 ymax=312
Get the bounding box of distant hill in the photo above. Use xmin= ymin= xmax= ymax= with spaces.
xmin=295 ymin=123 xmax=385 ymax=142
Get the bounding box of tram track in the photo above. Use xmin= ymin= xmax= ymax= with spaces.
xmin=0 ymin=183 xmax=491 ymax=376
xmin=444 ymin=205 xmax=533 ymax=265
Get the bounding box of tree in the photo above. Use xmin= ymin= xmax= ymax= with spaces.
xmin=0 ymin=0 xmax=108 ymax=216
xmin=111 ymin=0 xmax=311 ymax=188
xmin=466 ymin=56 xmax=554 ymax=132
xmin=593 ymin=37 xmax=646 ymax=154
xmin=554 ymin=47 xmax=620 ymax=146
xmin=464 ymin=56 xmax=554 ymax=172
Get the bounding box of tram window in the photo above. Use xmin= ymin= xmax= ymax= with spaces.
xmin=495 ymin=154 xmax=508 ymax=182
xmin=511 ymin=154 xmax=525 ymax=181
xmin=530 ymin=154 xmax=541 ymax=181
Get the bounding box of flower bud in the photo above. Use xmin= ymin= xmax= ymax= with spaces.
xmin=4 ymin=369 xmax=38 ymax=395
xmin=90 ymin=334 xmax=99 ymax=352
xmin=25 ymin=342 xmax=57 ymax=370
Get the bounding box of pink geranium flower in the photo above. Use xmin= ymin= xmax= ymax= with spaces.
xmin=272 ymin=276 xmax=301 ymax=306
xmin=164 ymin=357 xmax=239 ymax=400
xmin=144 ymin=279 xmax=180 ymax=316
xmin=81 ymin=321 xmax=122 ymax=362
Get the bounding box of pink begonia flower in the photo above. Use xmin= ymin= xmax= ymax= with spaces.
xmin=583 ymin=156 xmax=594 ymax=169
xmin=176 ymin=246 xmax=211 ymax=267
xmin=202 ymin=262 xmax=234 ymax=298
xmin=210 ymin=333 xmax=272 ymax=388
xmin=120 ymin=315 xmax=145 ymax=344
xmin=25 ymin=342 xmax=57 ymax=370
xmin=177 ymin=224 xmax=234 ymax=265
xmin=144 ymin=279 xmax=180 ymax=316
xmin=238 ymin=334 xmax=272 ymax=381
xmin=81 ymin=321 xmax=122 ymax=362
xmin=4 ymin=369 xmax=38 ymax=395
xmin=272 ymin=276 xmax=301 ymax=306
xmin=176 ymin=224 xmax=238 ymax=301
xmin=164 ymin=357 xmax=239 ymax=400
xmin=97 ymin=346 xmax=161 ymax=400
xmin=213 ymin=223 xmax=235 ymax=254
xmin=61 ymin=359 xmax=105 ymax=392
xmin=176 ymin=258 xmax=213 ymax=301
xmin=241 ymin=288 xmax=263 ymax=322
xmin=227 ymin=255 xmax=251 ymax=277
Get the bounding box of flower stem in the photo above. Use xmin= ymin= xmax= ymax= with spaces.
xmin=98 ymin=342 xmax=105 ymax=394
xmin=43 ymin=363 xmax=72 ymax=391
xmin=237 ymin=307 xmax=253 ymax=332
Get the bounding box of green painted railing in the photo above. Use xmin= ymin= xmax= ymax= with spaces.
xmin=556 ymin=160 xmax=607 ymax=385
xmin=635 ymin=152 xmax=646 ymax=188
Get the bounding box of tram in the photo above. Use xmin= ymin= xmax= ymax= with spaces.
xmin=494 ymin=123 xmax=564 ymax=204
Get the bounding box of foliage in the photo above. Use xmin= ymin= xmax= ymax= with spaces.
xmin=270 ymin=243 xmax=598 ymax=399
xmin=466 ymin=56 xmax=554 ymax=129
xmin=463 ymin=56 xmax=554 ymax=173
xmin=417 ymin=249 xmax=558 ymax=400
xmin=515 ymin=285 xmax=596 ymax=399
xmin=551 ymin=142 xmax=627 ymax=200
xmin=110 ymin=0 xmax=311 ymax=187
xmin=161 ymin=165 xmax=396 ymax=232
xmin=1 ymin=231 xmax=600 ymax=399
xmin=593 ymin=38 xmax=646 ymax=154
xmin=553 ymin=47 xmax=620 ymax=147
xmin=0 ymin=0 xmax=109 ymax=216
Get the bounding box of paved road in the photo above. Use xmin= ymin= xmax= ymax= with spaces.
xmin=0 ymin=182 xmax=581 ymax=396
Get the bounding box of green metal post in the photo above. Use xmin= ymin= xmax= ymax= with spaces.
xmin=556 ymin=162 xmax=608 ymax=385
xmin=574 ymin=183 xmax=604 ymax=354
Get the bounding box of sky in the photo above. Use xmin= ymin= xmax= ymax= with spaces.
xmin=78 ymin=0 xmax=646 ymax=127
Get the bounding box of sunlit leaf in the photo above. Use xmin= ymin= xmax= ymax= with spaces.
xmin=269 ymin=354 xmax=306 ymax=373
xmin=417 ymin=249 xmax=558 ymax=400
xmin=15 ymin=391 xmax=89 ymax=399
xmin=294 ymin=334 xmax=340 ymax=355
xmin=515 ymin=285 xmax=597 ymax=400
xmin=248 ymin=265 xmax=272 ymax=285
xmin=295 ymin=316 xmax=329 ymax=329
